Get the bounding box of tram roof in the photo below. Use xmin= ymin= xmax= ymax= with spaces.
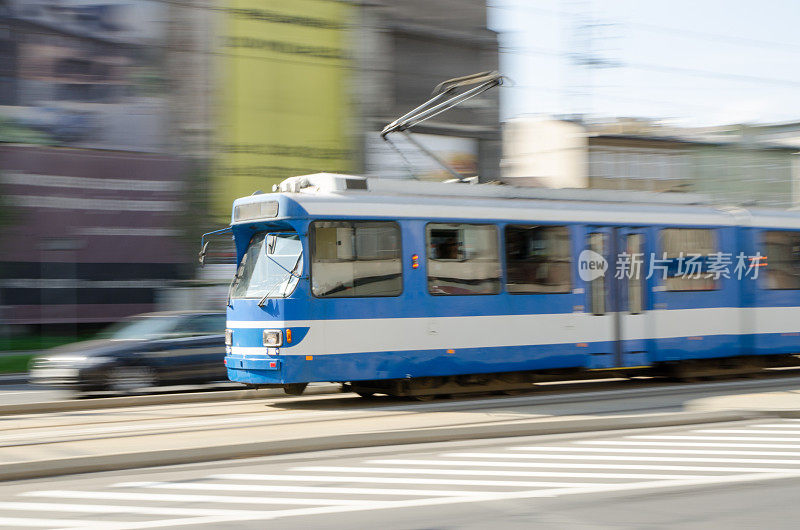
xmin=231 ymin=173 xmax=800 ymax=229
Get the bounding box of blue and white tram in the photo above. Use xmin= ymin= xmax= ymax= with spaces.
xmin=219 ymin=172 xmax=800 ymax=396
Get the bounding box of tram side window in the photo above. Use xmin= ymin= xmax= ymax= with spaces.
xmin=661 ymin=228 xmax=717 ymax=291
xmin=427 ymin=223 xmax=501 ymax=295
xmin=311 ymin=221 xmax=402 ymax=297
xmin=763 ymin=231 xmax=800 ymax=289
xmin=505 ymin=225 xmax=572 ymax=294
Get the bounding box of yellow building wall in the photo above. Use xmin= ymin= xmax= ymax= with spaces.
xmin=215 ymin=0 xmax=353 ymax=219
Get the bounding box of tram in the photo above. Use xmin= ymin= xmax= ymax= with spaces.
xmin=212 ymin=173 xmax=800 ymax=397
xmin=203 ymin=72 xmax=800 ymax=397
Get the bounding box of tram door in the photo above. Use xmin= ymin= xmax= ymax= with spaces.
xmin=585 ymin=227 xmax=650 ymax=368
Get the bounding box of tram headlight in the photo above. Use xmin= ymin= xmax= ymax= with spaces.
xmin=224 ymin=329 xmax=233 ymax=347
xmin=263 ymin=329 xmax=283 ymax=347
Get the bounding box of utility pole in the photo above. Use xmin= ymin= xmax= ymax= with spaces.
xmin=563 ymin=0 xmax=619 ymax=118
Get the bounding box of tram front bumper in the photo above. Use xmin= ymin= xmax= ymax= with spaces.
xmin=225 ymin=354 xmax=282 ymax=385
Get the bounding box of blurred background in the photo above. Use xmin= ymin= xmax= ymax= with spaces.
xmin=0 ymin=0 xmax=799 ymax=367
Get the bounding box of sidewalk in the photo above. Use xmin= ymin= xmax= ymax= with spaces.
xmin=687 ymin=389 xmax=800 ymax=414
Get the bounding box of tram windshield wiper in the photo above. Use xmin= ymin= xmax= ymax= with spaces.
xmin=257 ymin=252 xmax=303 ymax=307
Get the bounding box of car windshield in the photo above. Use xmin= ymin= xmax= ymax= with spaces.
xmin=230 ymin=232 xmax=303 ymax=299
xmin=102 ymin=316 xmax=183 ymax=340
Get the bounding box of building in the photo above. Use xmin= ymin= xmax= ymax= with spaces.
xmin=502 ymin=117 xmax=800 ymax=208
xmin=0 ymin=145 xmax=191 ymax=327
xmin=354 ymin=0 xmax=501 ymax=182
xmin=0 ymin=0 xmax=501 ymax=331
xmin=0 ymin=1 xmax=193 ymax=330
xmin=213 ymin=0 xmax=501 ymax=219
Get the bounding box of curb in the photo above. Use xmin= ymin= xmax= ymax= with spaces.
xmin=0 ymin=409 xmax=766 ymax=482
xmin=0 ymin=383 xmax=341 ymax=416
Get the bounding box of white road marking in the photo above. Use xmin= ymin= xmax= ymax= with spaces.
xmin=10 ymin=421 xmax=800 ymax=529
xmin=113 ymin=481 xmax=491 ymax=497
xmin=439 ymin=453 xmax=791 ymax=472
xmin=0 ymin=501 xmax=285 ymax=517
xmin=695 ymin=429 xmax=800 ymax=435
xmin=23 ymin=490 xmax=371 ymax=506
xmin=46 ymin=472 xmax=800 ymax=530
xmin=212 ymin=473 xmax=592 ymax=488
xmin=745 ymin=424 xmax=800 ymax=429
xmin=631 ymin=435 xmax=800 ymax=442
xmin=578 ymin=441 xmax=800 ymax=448
xmin=512 ymin=446 xmax=800 ymax=457
xmin=364 ymin=460 xmax=714 ymax=479
xmin=479 ymin=452 xmax=800 ymax=465
xmin=296 ymin=466 xmax=621 ymax=482
xmin=0 ymin=516 xmax=114 ymax=527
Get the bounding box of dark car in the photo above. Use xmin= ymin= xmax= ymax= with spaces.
xmin=29 ymin=311 xmax=228 ymax=393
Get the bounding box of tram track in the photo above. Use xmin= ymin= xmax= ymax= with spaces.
xmin=4 ymin=370 xmax=800 ymax=450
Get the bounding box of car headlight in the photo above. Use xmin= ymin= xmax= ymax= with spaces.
xmin=263 ymin=329 xmax=283 ymax=347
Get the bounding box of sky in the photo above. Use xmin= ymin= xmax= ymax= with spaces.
xmin=488 ymin=0 xmax=800 ymax=126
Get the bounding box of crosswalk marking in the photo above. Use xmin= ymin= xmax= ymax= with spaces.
xmin=468 ymin=452 xmax=800 ymax=465
xmin=577 ymin=440 xmax=800 ymax=448
xmin=696 ymin=429 xmax=800 ymax=435
xmin=511 ymin=446 xmax=800 ymax=457
xmin=211 ymin=473 xmax=580 ymax=488
xmin=6 ymin=419 xmax=800 ymax=528
xmin=631 ymin=435 xmax=800 ymax=442
xmin=295 ymin=466 xmax=619 ymax=482
xmin=0 ymin=501 xmax=282 ymax=518
xmin=0 ymin=516 xmax=113 ymax=527
xmin=113 ymin=480 xmax=493 ymax=497
xmin=363 ymin=460 xmax=715 ymax=479
xmin=22 ymin=490 xmax=373 ymax=506
xmin=437 ymin=453 xmax=793 ymax=472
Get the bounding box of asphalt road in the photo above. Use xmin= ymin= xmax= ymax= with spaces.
xmin=0 ymin=380 xmax=248 ymax=406
xmin=2 ymin=418 xmax=800 ymax=528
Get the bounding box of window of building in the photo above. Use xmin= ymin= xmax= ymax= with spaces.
xmin=763 ymin=231 xmax=800 ymax=289
xmin=505 ymin=225 xmax=571 ymax=294
xmin=427 ymin=223 xmax=500 ymax=295
xmin=661 ymin=228 xmax=717 ymax=291
xmin=310 ymin=221 xmax=402 ymax=297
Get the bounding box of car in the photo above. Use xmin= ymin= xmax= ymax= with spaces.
xmin=29 ymin=311 xmax=228 ymax=393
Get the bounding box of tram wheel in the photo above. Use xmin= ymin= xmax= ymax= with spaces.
xmin=283 ymin=383 xmax=308 ymax=396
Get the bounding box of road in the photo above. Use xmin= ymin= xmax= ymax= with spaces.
xmin=0 ymin=382 xmax=67 ymax=405
xmin=1 ymin=418 xmax=799 ymax=528
xmin=0 ymin=380 xmax=248 ymax=406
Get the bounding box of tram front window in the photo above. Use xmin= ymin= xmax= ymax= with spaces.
xmin=230 ymin=232 xmax=303 ymax=300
